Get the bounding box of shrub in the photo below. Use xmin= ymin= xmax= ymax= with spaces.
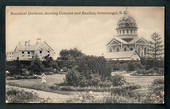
xmin=65 ymin=70 xmax=80 ymax=86
xmin=152 ymin=78 xmax=164 ymax=86
xmin=6 ymin=88 xmax=42 ymax=103
xmin=14 ymin=75 xmax=40 ymax=79
xmin=144 ymin=78 xmax=164 ymax=103
xmin=98 ymin=80 xmax=112 ymax=87
xmin=135 ymin=67 xmax=164 ymax=76
xmin=65 ymin=55 xmax=112 ymax=87
xmin=21 ymin=68 xmax=32 ymax=76
xmin=104 ymin=93 xmax=140 ymax=103
xmin=110 ymin=85 xmax=142 ymax=100
xmin=127 ymin=62 xmax=136 ymax=71
xmin=111 ymin=74 xmax=127 ymax=86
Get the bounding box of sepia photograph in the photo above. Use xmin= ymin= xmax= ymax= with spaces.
xmin=5 ymin=6 xmax=164 ymax=103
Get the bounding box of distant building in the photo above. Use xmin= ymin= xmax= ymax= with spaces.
xmin=6 ymin=38 xmax=55 ymax=61
xmin=105 ymin=12 xmax=149 ymax=60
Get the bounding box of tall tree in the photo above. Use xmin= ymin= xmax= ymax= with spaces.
xmin=58 ymin=48 xmax=84 ymax=61
xmin=57 ymin=48 xmax=84 ymax=69
xmin=149 ymin=32 xmax=164 ymax=60
xmin=28 ymin=54 xmax=43 ymax=75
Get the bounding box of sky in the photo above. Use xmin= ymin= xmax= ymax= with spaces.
xmin=6 ymin=6 xmax=164 ymax=58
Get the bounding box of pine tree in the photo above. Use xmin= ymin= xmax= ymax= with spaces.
xmin=149 ymin=32 xmax=164 ymax=60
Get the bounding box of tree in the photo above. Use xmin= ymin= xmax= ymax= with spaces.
xmin=149 ymin=32 xmax=164 ymax=60
xmin=58 ymin=48 xmax=84 ymax=61
xmin=148 ymin=32 xmax=164 ymax=68
xmin=57 ymin=48 xmax=84 ymax=69
xmin=28 ymin=54 xmax=43 ymax=75
xmin=42 ymin=54 xmax=53 ymax=68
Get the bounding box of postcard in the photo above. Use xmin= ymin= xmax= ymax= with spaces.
xmin=5 ymin=6 xmax=164 ymax=103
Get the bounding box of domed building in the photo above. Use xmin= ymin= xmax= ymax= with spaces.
xmin=105 ymin=13 xmax=149 ymax=60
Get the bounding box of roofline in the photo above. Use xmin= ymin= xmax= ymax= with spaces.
xmin=43 ymin=41 xmax=56 ymax=54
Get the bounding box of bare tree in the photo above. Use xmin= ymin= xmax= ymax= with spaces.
xmin=149 ymin=32 xmax=164 ymax=60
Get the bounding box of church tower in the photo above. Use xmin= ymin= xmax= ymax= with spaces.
xmin=116 ymin=13 xmax=138 ymax=42
xmin=105 ymin=10 xmax=149 ymax=60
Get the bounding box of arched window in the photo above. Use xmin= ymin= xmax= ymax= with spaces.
xmin=130 ymin=47 xmax=133 ymax=51
xmin=127 ymin=30 xmax=129 ymax=34
xmin=123 ymin=30 xmax=125 ymax=34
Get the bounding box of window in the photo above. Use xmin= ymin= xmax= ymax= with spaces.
xmin=22 ymin=51 xmax=24 ymax=54
xmin=127 ymin=30 xmax=129 ymax=34
xmin=109 ymin=48 xmax=112 ymax=52
xmin=116 ymin=47 xmax=119 ymax=52
xmin=48 ymin=51 xmax=50 ymax=53
xmin=123 ymin=30 xmax=125 ymax=34
xmin=28 ymin=51 xmax=30 ymax=54
xmin=124 ymin=47 xmax=127 ymax=51
xmin=130 ymin=48 xmax=133 ymax=51
xmin=144 ymin=48 xmax=147 ymax=55
xmin=138 ymin=48 xmax=140 ymax=55
xmin=40 ymin=50 xmax=42 ymax=53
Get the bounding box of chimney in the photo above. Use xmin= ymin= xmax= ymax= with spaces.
xmin=25 ymin=41 xmax=28 ymax=46
xmin=36 ymin=38 xmax=41 ymax=45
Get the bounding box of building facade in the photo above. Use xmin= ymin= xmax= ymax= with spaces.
xmin=105 ymin=13 xmax=149 ymax=60
xmin=7 ymin=38 xmax=55 ymax=61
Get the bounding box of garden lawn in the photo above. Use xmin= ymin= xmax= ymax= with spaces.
xmin=7 ymin=73 xmax=164 ymax=98
xmin=6 ymin=73 xmax=164 ymax=103
xmin=6 ymin=74 xmax=70 ymax=95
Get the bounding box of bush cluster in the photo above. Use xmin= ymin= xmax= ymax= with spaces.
xmin=111 ymin=74 xmax=127 ymax=86
xmin=108 ymin=60 xmax=144 ymax=72
xmin=6 ymin=88 xmax=42 ymax=103
xmin=144 ymin=78 xmax=164 ymax=103
xmin=6 ymin=55 xmax=58 ymax=76
xmin=65 ymin=55 xmax=112 ymax=87
xmin=135 ymin=67 xmax=164 ymax=76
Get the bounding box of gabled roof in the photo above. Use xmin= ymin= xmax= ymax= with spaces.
xmin=15 ymin=45 xmax=35 ymax=51
xmin=135 ymin=37 xmax=149 ymax=44
xmin=36 ymin=41 xmax=55 ymax=54
xmin=106 ymin=36 xmax=128 ymax=45
xmin=14 ymin=40 xmax=55 ymax=54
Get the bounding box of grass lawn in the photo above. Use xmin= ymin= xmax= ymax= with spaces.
xmin=7 ymin=73 xmax=163 ymax=94
xmin=7 ymin=74 xmax=65 ymax=86
xmin=6 ymin=73 xmax=164 ymax=103
xmin=6 ymin=74 xmax=71 ymax=95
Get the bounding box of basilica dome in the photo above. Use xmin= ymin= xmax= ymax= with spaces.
xmin=117 ymin=15 xmax=137 ymax=29
xmin=116 ymin=14 xmax=138 ymax=38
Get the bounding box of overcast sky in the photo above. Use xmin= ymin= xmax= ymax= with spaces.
xmin=6 ymin=6 xmax=164 ymax=58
